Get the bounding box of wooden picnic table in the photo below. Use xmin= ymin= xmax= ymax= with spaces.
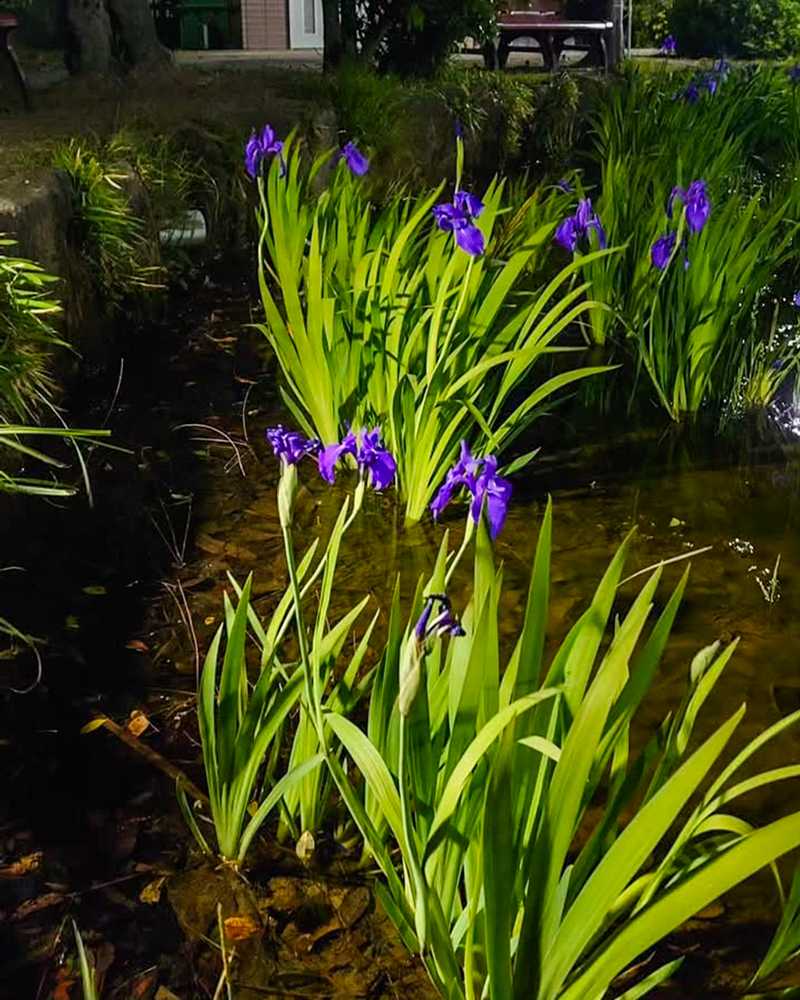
xmin=486 ymin=7 xmax=615 ymax=71
xmin=0 ymin=12 xmax=30 ymax=110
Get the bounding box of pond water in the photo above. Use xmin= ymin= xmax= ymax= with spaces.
xmin=2 ymin=261 xmax=800 ymax=997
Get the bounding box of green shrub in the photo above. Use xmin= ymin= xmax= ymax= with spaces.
xmin=631 ymin=0 xmax=671 ymax=46
xmin=671 ymin=0 xmax=800 ymax=57
xmin=370 ymin=0 xmax=496 ymax=77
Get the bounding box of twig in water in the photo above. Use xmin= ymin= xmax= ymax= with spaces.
xmin=149 ymin=495 xmax=193 ymax=567
xmin=36 ymin=396 xmax=96 ymax=507
xmin=175 ymin=423 xmax=250 ymax=477
xmin=213 ymin=902 xmax=233 ymax=1000
xmin=618 ymin=545 xmax=714 ymax=588
xmin=164 ymin=580 xmax=201 ymax=681
xmin=8 ymin=642 xmax=42 ymax=695
xmin=101 ymin=357 xmax=125 ymax=428
xmin=84 ymin=714 xmax=208 ymax=805
xmin=239 ymin=377 xmax=266 ymax=446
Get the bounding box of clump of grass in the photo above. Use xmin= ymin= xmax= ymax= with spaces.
xmin=0 ymin=239 xmax=61 ymax=421
xmin=53 ymin=138 xmax=156 ymax=309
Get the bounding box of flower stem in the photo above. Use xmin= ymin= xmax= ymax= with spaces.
xmin=281 ymin=522 xmax=326 ymax=749
xmin=398 ymin=714 xmax=429 ymax=951
xmin=272 ymin=489 xmax=364 ymax=661
xmin=445 ymin=515 xmax=475 ymax=588
xmin=441 ymin=256 xmax=475 ymax=362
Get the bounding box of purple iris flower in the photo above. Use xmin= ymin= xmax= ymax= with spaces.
xmin=713 ymin=58 xmax=730 ymax=76
xmin=433 ymin=189 xmax=486 ymax=257
xmin=684 ymin=82 xmax=700 ymax=104
xmin=430 ymin=441 xmax=513 ymax=540
xmin=788 ymin=65 xmax=800 ymax=82
xmin=267 ymin=425 xmax=321 ymax=465
xmin=413 ymin=594 xmax=466 ymax=643
xmin=668 ymin=180 xmax=710 ymax=234
xmin=659 ymin=35 xmax=676 ymax=55
xmin=704 ymin=73 xmax=718 ymax=95
xmin=652 ymin=232 xmax=691 ymax=271
xmin=341 ymin=141 xmax=369 ymax=177
xmin=555 ymin=198 xmax=607 ymax=254
xmin=455 ymin=117 xmax=464 ymax=139
xmin=245 ymin=124 xmax=285 ymax=180
xmin=651 ymin=231 xmax=677 ymax=270
xmin=793 ymin=290 xmax=800 ymax=307
xmin=319 ymin=426 xmax=396 ymax=491
xmin=556 ymin=179 xmax=574 ymax=193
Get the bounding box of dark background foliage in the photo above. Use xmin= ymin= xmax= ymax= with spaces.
xmin=669 ymin=0 xmax=800 ymax=56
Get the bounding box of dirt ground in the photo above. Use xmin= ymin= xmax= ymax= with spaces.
xmin=0 ymin=52 xmax=322 ymax=183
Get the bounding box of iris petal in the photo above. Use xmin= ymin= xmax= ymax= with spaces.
xmin=651 ymin=232 xmax=677 ymax=270
xmin=343 ymin=141 xmax=370 ymax=176
xmin=433 ymin=203 xmax=463 ymax=232
xmin=456 ymin=224 xmax=485 ymax=257
xmin=555 ymin=217 xmax=578 ymax=253
xmin=590 ymin=216 xmax=607 ymax=250
xmin=574 ymin=198 xmax=593 ymax=231
xmin=484 ymin=477 xmax=512 ymax=540
xmin=454 ymin=189 xmax=485 ymax=219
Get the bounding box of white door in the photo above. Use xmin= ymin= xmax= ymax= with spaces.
xmin=289 ymin=0 xmax=323 ymax=48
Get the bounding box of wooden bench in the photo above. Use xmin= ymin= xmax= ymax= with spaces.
xmin=486 ymin=2 xmax=615 ymax=71
xmin=0 ymin=12 xmax=29 ymax=111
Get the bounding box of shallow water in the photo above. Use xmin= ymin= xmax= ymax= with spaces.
xmin=4 ymin=262 xmax=800 ymax=996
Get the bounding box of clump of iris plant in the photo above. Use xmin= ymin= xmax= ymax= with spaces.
xmin=659 ymin=35 xmax=676 ymax=56
xmin=399 ymin=594 xmax=465 ymax=717
xmin=339 ymin=141 xmax=369 ymax=177
xmin=267 ymin=425 xmax=321 ymax=527
xmin=433 ymin=190 xmax=486 ymax=257
xmin=651 ymin=180 xmax=710 ymax=272
xmin=677 ymin=62 xmax=730 ymax=104
xmin=555 ymin=198 xmax=607 ymax=254
xmin=430 ymin=441 xmax=512 ymax=540
xmin=245 ymin=124 xmax=285 ymax=180
xmin=319 ymin=426 xmax=397 ymax=491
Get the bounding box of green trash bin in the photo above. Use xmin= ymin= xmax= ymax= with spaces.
xmin=179 ymin=0 xmax=229 ymax=49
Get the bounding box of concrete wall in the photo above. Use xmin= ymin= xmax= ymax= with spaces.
xmin=242 ymin=0 xmax=288 ymax=49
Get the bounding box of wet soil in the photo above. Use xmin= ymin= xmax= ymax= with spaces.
xmin=2 ymin=259 xmax=800 ymax=998
xmin=0 ymin=260 xmax=433 ymax=999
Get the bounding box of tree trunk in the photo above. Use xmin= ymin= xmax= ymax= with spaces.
xmin=65 ymin=0 xmax=113 ymax=73
xmin=65 ymin=0 xmax=170 ymax=74
xmin=105 ymin=0 xmax=171 ymax=68
xmin=322 ymin=0 xmax=342 ymax=71
xmin=340 ymin=0 xmax=357 ymax=57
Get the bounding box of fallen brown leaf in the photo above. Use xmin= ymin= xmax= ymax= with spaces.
xmin=224 ymin=914 xmax=261 ymax=941
xmin=139 ymin=875 xmax=167 ymax=905
xmin=14 ymin=891 xmax=65 ymax=919
xmin=125 ymin=639 xmax=150 ymax=652
xmin=155 ymin=987 xmax=183 ymax=1000
xmin=0 ymin=851 xmax=42 ymax=877
xmin=53 ymin=968 xmax=75 ymax=1000
xmin=127 ymin=711 xmax=150 ymax=738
